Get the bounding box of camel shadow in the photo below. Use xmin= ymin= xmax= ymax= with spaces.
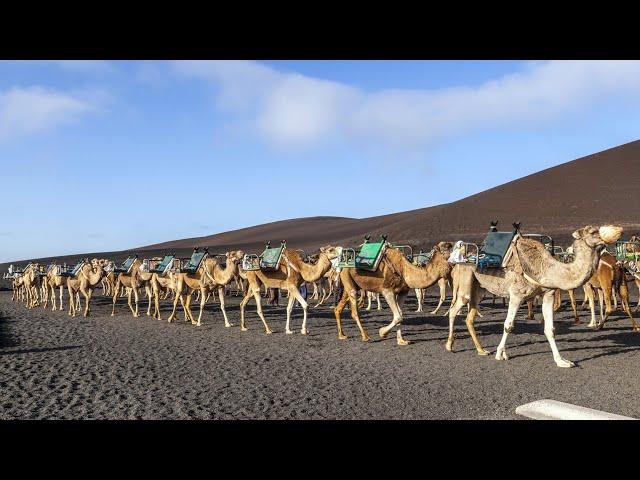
xmin=0 ymin=310 xmax=18 ymax=349
xmin=0 ymin=345 xmax=82 ymax=356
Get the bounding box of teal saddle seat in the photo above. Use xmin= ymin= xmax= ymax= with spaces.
xmin=58 ymin=261 xmax=85 ymax=277
xmin=472 ymin=230 xmax=517 ymax=270
xmin=413 ymin=250 xmax=433 ymax=267
xmin=338 ymin=235 xmax=388 ymax=271
xmin=150 ymin=255 xmax=175 ymax=275
xmin=113 ymin=256 xmax=137 ymax=274
xmin=260 ymin=241 xmax=285 ymax=270
xmin=181 ymin=249 xmax=207 ymax=274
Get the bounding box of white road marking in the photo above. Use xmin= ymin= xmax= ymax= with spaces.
xmin=515 ymin=399 xmax=636 ymax=420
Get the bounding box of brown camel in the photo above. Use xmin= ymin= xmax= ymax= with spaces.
xmin=334 ymin=242 xmax=454 ymax=345
xmin=582 ymin=252 xmax=637 ymax=330
xmin=447 ymin=225 xmax=622 ymax=367
xmin=239 ymin=246 xmax=340 ymax=335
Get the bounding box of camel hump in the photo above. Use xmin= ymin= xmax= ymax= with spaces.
xmin=514 ymin=237 xmax=551 ymax=282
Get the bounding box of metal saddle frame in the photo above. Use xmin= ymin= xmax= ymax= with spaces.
xmin=180 ymin=247 xmax=209 ymax=274
xmin=242 ymin=241 xmax=286 ymax=272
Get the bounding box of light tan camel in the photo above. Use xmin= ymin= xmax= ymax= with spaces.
xmin=171 ymin=250 xmax=245 ymax=326
xmin=22 ymin=264 xmax=42 ymax=309
xmin=67 ymin=261 xmax=107 ymax=317
xmin=111 ymin=258 xmax=153 ymax=317
xmin=447 ymin=225 xmax=622 ymax=367
xmin=414 ymin=242 xmax=454 ymax=313
xmin=582 ymin=252 xmax=637 ymax=330
xmin=46 ymin=264 xmax=68 ymax=311
xmin=334 ymin=243 xmax=454 ymax=345
xmin=239 ymin=246 xmax=341 ymax=335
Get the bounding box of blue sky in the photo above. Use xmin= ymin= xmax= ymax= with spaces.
xmin=2 ymin=60 xmax=640 ymax=263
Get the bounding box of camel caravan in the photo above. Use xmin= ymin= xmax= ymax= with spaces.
xmin=5 ymin=221 xmax=639 ymax=367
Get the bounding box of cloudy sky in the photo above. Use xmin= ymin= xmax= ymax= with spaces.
xmin=2 ymin=60 xmax=640 ymax=262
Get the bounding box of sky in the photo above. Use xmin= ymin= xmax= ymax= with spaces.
xmin=2 ymin=60 xmax=640 ymax=263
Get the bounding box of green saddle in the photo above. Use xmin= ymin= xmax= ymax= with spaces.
xmin=181 ymin=249 xmax=207 ymax=274
xmin=413 ymin=250 xmax=433 ymax=267
xmin=260 ymin=241 xmax=285 ymax=270
xmin=615 ymin=241 xmax=640 ymax=262
xmin=114 ymin=256 xmax=137 ymax=274
xmin=339 ymin=235 xmax=388 ymax=271
xmin=151 ymin=255 xmax=175 ymax=275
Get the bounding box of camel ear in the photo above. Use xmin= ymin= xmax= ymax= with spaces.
xmin=572 ymin=228 xmax=584 ymax=240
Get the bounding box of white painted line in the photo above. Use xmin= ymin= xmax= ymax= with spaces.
xmin=515 ymin=399 xmax=636 ymax=420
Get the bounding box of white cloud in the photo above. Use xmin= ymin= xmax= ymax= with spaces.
xmin=0 ymin=86 xmax=99 ymax=143
xmin=170 ymin=60 xmax=640 ymax=151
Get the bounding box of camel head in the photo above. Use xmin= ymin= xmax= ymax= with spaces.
xmin=572 ymin=225 xmax=623 ymax=249
xmin=433 ymin=241 xmax=454 ymax=257
xmin=318 ymin=245 xmax=341 ymax=261
xmin=226 ymin=250 xmax=245 ymax=265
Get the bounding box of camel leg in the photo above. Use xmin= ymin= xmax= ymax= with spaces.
xmin=446 ymin=295 xmax=466 ymax=352
xmin=167 ymin=289 xmax=181 ymax=323
xmin=495 ymin=294 xmax=524 ymax=361
xmin=540 ymin=290 xmax=574 ymax=368
xmin=290 ymin=287 xmax=309 ymax=334
xmin=366 ymin=291 xmax=372 ymax=311
xmin=59 ymin=286 xmax=64 ymax=311
xmin=195 ymin=287 xmax=207 ymax=326
xmin=184 ymin=293 xmax=196 ymax=324
xmin=68 ymin=286 xmax=75 ymax=316
xmin=379 ymin=290 xmax=409 ymax=346
xmin=218 ymin=286 xmax=232 ymax=327
xmin=585 ymin=284 xmax=597 ymax=328
xmin=146 ymin=285 xmax=152 ymax=316
xmin=618 ymin=281 xmax=639 ymax=331
xmin=568 ymin=289 xmax=578 ymax=324
xmin=83 ymin=289 xmax=92 ymax=317
xmin=239 ymin=289 xmax=253 ymax=331
xmin=415 ymin=288 xmax=423 ymax=313
xmin=430 ymin=279 xmax=446 ymax=314
xmin=253 ymin=289 xmax=272 ymax=334
xmin=284 ymin=288 xmax=296 ymax=334
xmin=526 ymin=299 xmax=535 ymax=320
xmin=334 ymin=289 xmax=350 ymax=340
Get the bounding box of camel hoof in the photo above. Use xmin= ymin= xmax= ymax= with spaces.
xmin=477 ymin=349 xmax=491 ymax=356
xmin=445 ymin=341 xmax=454 ymax=352
xmin=241 ymin=327 xmax=248 ymax=332
xmin=555 ymin=358 xmax=575 ymax=368
xmin=300 ymin=329 xmax=308 ymax=335
xmin=378 ymin=327 xmax=388 ymax=339
xmin=495 ymin=350 xmax=508 ymax=361
xmin=361 ymin=336 xmax=370 ymax=342
xmin=285 ymin=329 xmax=294 ymax=335
xmin=338 ymin=334 xmax=348 ymax=340
xmin=225 ymin=323 xmax=233 ymax=328
xmin=397 ymin=339 xmax=410 ymax=346
xmin=265 ymin=329 xmax=273 ymax=335
xmin=110 ymin=313 xmax=115 ymax=317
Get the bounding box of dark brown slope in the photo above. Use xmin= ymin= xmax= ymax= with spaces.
xmin=3 ymin=140 xmax=640 ymax=278
xmin=139 ymin=139 xmax=640 ymax=252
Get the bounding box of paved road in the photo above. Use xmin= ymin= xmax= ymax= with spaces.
xmin=1 ymin=290 xmax=639 ymax=419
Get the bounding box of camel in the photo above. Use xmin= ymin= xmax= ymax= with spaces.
xmin=447 ymin=225 xmax=623 ymax=367
xmin=22 ymin=264 xmax=43 ymax=309
xmin=582 ymin=252 xmax=637 ymax=330
xmin=67 ymin=260 xmax=107 ymax=317
xmin=413 ymin=243 xmax=454 ymax=314
xmin=45 ymin=263 xmax=69 ymax=311
xmin=239 ymin=246 xmax=341 ymax=335
xmin=171 ymin=250 xmax=245 ymax=326
xmin=111 ymin=258 xmax=154 ymax=317
xmin=334 ymin=242 xmax=454 ymax=345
